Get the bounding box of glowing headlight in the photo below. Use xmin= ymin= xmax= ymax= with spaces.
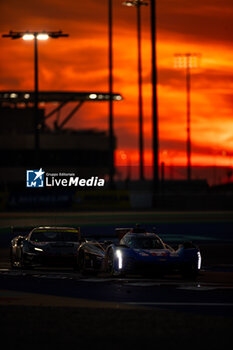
xmin=34 ymin=247 xmax=43 ymax=252
xmin=197 ymin=251 xmax=201 ymax=270
xmin=116 ymin=250 xmax=123 ymax=270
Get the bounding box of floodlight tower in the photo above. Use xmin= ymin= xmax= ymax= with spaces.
xmin=2 ymin=30 xmax=69 ymax=162
xmin=108 ymin=0 xmax=115 ymax=189
xmin=123 ymin=0 xmax=159 ymax=191
xmin=174 ymin=53 xmax=200 ymax=181
xmin=122 ymin=1 xmax=148 ymax=181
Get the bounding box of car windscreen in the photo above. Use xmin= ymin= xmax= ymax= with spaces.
xmin=30 ymin=230 xmax=79 ymax=242
xmin=127 ymin=237 xmax=164 ymax=249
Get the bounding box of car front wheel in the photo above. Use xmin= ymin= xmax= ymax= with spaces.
xmin=10 ymin=249 xmax=17 ymax=269
xmin=78 ymin=250 xmax=88 ymax=275
xmin=181 ymin=263 xmax=199 ymax=279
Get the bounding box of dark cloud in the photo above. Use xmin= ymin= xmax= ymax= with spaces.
xmin=1 ymin=0 xmax=233 ymax=44
xmin=157 ymin=0 xmax=233 ymax=44
xmin=160 ymin=138 xmax=220 ymax=155
xmin=0 ymin=0 xmax=107 ymax=37
xmin=145 ymin=67 xmax=233 ymax=90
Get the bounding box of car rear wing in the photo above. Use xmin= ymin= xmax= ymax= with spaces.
xmin=115 ymin=226 xmax=148 ymax=240
xmin=10 ymin=226 xmax=82 ymax=240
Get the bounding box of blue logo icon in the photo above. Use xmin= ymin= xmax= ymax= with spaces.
xmin=26 ymin=169 xmax=45 ymax=188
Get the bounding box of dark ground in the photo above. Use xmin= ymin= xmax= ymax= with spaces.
xmin=1 ymin=305 xmax=232 ymax=349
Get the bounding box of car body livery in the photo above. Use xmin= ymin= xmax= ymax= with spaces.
xmin=77 ymin=227 xmax=201 ymax=278
xmin=10 ymin=226 xmax=81 ymax=268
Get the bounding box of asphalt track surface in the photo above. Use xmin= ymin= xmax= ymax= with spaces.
xmin=0 ymin=211 xmax=233 ymax=317
xmin=1 ymin=267 xmax=233 ymax=318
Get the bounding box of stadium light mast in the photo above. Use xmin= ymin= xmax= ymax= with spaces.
xmin=122 ymin=1 xmax=148 ymax=181
xmin=174 ymin=53 xmax=200 ymax=181
xmin=122 ymin=0 xmax=159 ymax=191
xmin=150 ymin=0 xmax=159 ymax=193
xmin=108 ymin=0 xmax=115 ymax=189
xmin=2 ymin=30 xmax=69 ymax=163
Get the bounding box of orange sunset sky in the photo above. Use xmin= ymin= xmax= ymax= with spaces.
xmin=0 ymin=0 xmax=233 ymax=167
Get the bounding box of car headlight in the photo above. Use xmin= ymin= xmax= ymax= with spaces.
xmin=34 ymin=247 xmax=43 ymax=252
xmin=116 ymin=250 xmax=123 ymax=270
xmin=197 ymin=251 xmax=201 ymax=270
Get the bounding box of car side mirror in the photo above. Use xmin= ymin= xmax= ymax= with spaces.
xmin=104 ymin=240 xmax=113 ymax=245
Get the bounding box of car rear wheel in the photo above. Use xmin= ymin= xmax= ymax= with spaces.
xmin=73 ymin=261 xmax=79 ymax=271
xmin=78 ymin=250 xmax=88 ymax=275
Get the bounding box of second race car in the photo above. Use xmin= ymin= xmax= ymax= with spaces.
xmin=77 ymin=226 xmax=201 ymax=278
xmin=10 ymin=226 xmax=81 ymax=268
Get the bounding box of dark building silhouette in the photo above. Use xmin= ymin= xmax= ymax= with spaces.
xmin=0 ymin=104 xmax=113 ymax=187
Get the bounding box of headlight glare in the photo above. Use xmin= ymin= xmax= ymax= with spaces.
xmin=116 ymin=249 xmax=123 ymax=270
xmin=197 ymin=251 xmax=201 ymax=270
xmin=34 ymin=247 xmax=43 ymax=252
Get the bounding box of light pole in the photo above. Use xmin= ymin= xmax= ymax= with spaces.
xmin=2 ymin=30 xmax=69 ymax=164
xmin=108 ymin=0 xmax=115 ymax=189
xmin=174 ymin=53 xmax=200 ymax=181
xmin=122 ymin=1 xmax=148 ymax=181
xmin=150 ymin=0 xmax=159 ymax=193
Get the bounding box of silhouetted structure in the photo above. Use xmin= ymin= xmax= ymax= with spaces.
xmin=0 ymin=91 xmax=122 ymax=187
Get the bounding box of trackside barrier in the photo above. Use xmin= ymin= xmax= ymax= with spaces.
xmin=72 ymin=190 xmax=131 ymax=210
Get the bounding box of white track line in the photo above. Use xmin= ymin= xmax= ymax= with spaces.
xmin=124 ymin=302 xmax=233 ymax=307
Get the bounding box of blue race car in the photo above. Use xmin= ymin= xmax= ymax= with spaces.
xmin=77 ymin=227 xmax=201 ymax=278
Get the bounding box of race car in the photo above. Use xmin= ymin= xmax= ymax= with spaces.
xmin=10 ymin=226 xmax=81 ymax=268
xmin=77 ymin=226 xmax=201 ymax=278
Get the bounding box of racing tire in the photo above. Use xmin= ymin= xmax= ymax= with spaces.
xmin=78 ymin=250 xmax=89 ymax=275
xmin=19 ymin=252 xmax=33 ymax=270
xmin=10 ymin=249 xmax=17 ymax=269
xmin=73 ymin=262 xmax=79 ymax=271
xmin=181 ymin=263 xmax=199 ymax=280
